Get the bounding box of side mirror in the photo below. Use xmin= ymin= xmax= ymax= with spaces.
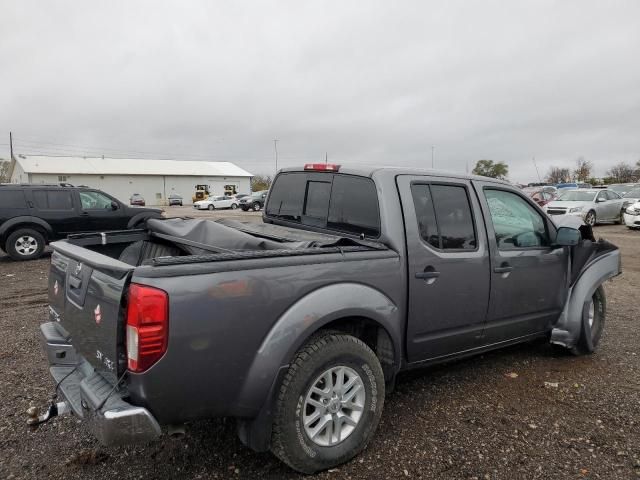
xmin=111 ymin=201 xmax=119 ymax=210
xmin=554 ymin=226 xmax=581 ymax=246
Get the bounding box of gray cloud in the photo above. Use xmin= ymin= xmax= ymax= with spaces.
xmin=1 ymin=0 xmax=639 ymax=182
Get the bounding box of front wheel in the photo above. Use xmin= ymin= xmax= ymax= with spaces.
xmin=230 ymin=203 xmax=238 ymax=210
xmin=271 ymin=332 xmax=385 ymax=474
xmin=207 ymin=204 xmax=215 ymax=211
xmin=585 ymin=210 xmax=596 ymax=226
xmin=6 ymin=228 xmax=46 ymax=261
xmin=252 ymin=203 xmax=262 ymax=212
xmin=616 ymin=209 xmax=625 ymax=225
xmin=571 ymin=286 xmax=606 ymax=355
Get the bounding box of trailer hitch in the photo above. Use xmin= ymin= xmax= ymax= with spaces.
xmin=27 ymin=399 xmax=70 ymax=426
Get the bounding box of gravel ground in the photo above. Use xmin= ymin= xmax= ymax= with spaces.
xmin=0 ymin=222 xmax=638 ymax=479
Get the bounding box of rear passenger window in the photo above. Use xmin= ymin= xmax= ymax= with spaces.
xmin=33 ymin=190 xmax=74 ymax=210
xmin=0 ymin=190 xmax=28 ymax=208
xmin=411 ymin=184 xmax=477 ymax=250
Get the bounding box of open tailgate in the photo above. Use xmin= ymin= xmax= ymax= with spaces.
xmin=49 ymin=241 xmax=135 ymax=383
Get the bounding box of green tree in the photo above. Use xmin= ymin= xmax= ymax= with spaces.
xmin=471 ymin=159 xmax=509 ymax=180
xmin=251 ymin=174 xmax=272 ymax=192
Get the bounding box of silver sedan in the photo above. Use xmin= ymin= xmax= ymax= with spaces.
xmin=544 ymin=189 xmax=625 ymax=226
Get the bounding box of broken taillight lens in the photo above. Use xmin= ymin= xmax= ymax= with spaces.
xmin=126 ymin=283 xmax=169 ymax=373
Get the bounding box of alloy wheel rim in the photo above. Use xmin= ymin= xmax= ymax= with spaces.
xmin=15 ymin=235 xmax=37 ymax=255
xmin=302 ymin=365 xmax=366 ymax=447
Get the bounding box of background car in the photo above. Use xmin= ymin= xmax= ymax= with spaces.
xmin=168 ymin=193 xmax=183 ymax=206
xmin=234 ymin=193 xmax=249 ymax=200
xmin=527 ymin=189 xmax=557 ymax=207
xmin=623 ymin=201 xmax=640 ymax=229
xmin=130 ymin=193 xmax=145 ymax=206
xmin=0 ymin=184 xmax=161 ymax=260
xmin=193 ymin=195 xmax=239 ymax=210
xmin=239 ymin=190 xmax=268 ymax=211
xmin=544 ymin=189 xmax=625 ymax=226
xmin=622 ymin=187 xmax=640 ymax=210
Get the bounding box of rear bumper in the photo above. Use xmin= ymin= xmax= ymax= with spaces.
xmin=40 ymin=321 xmax=161 ymax=446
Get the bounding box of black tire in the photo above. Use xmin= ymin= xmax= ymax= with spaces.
xmin=6 ymin=228 xmax=46 ymax=261
xmin=252 ymin=202 xmax=262 ymax=212
xmin=231 ymin=203 xmax=238 ymax=210
xmin=616 ymin=209 xmax=624 ymax=225
xmin=571 ymin=286 xmax=606 ymax=355
xmin=208 ymin=204 xmax=215 ymax=211
xmin=241 ymin=207 xmax=249 ymax=211
xmin=271 ymin=331 xmax=385 ymax=474
xmin=585 ymin=210 xmax=596 ymax=226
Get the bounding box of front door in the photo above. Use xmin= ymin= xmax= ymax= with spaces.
xmin=397 ymin=176 xmax=491 ymax=362
xmin=77 ymin=191 xmax=129 ymax=231
xmin=475 ymin=184 xmax=569 ymax=344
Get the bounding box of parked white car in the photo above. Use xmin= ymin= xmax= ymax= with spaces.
xmin=623 ymin=201 xmax=640 ymax=229
xmin=544 ymin=189 xmax=625 ymax=226
xmin=621 ymin=186 xmax=640 ymax=210
xmin=193 ymin=195 xmax=239 ymax=210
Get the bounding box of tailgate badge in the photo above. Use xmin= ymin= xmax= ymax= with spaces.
xmin=94 ymin=304 xmax=102 ymax=325
xmin=53 ymin=280 xmax=59 ymax=296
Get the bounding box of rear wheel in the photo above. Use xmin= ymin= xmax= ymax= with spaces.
xmin=271 ymin=331 xmax=385 ymax=474
xmin=571 ymin=286 xmax=606 ymax=355
xmin=6 ymin=228 xmax=46 ymax=261
xmin=231 ymin=203 xmax=238 ymax=210
xmin=616 ymin=209 xmax=624 ymax=224
xmin=208 ymin=204 xmax=215 ymax=211
xmin=585 ymin=210 xmax=596 ymax=226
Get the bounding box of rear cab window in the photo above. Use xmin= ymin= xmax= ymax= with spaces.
xmin=266 ymin=172 xmax=380 ymax=237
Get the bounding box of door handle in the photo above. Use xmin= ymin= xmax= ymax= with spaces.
xmin=493 ymin=264 xmax=513 ymax=274
xmin=80 ymin=212 xmax=89 ymax=216
xmin=415 ymin=271 xmax=440 ymax=279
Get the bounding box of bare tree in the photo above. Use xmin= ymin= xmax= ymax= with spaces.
xmin=0 ymin=159 xmax=10 ymax=183
xmin=573 ymin=157 xmax=593 ymax=182
xmin=607 ymin=162 xmax=637 ymax=183
xmin=546 ymin=166 xmax=571 ymax=184
xmin=251 ymin=174 xmax=272 ymax=192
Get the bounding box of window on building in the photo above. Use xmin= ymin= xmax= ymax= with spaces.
xmin=58 ymin=175 xmax=68 ymax=182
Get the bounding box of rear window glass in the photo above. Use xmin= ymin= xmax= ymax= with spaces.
xmin=0 ymin=190 xmax=28 ymax=208
xmin=411 ymin=183 xmax=477 ymax=250
xmin=266 ymin=172 xmax=380 ymax=237
xmin=33 ymin=190 xmax=74 ymax=210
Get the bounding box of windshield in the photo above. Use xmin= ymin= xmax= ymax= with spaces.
xmin=556 ymin=190 xmax=596 ymax=202
xmin=608 ymin=184 xmax=632 ymax=194
xmin=252 ymin=191 xmax=267 ymax=198
xmin=623 ymin=188 xmax=640 ymax=198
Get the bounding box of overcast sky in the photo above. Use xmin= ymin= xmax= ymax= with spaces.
xmin=1 ymin=1 xmax=639 ymax=182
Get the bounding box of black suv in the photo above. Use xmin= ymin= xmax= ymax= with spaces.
xmin=0 ymin=184 xmax=162 ymax=260
xmin=239 ymin=190 xmax=268 ymax=211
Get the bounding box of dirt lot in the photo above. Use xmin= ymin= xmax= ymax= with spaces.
xmin=1 ymin=221 xmax=639 ymax=480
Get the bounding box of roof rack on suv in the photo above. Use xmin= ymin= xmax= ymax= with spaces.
xmin=0 ymin=183 xmax=75 ymax=187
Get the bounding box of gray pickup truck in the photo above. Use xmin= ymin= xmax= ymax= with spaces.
xmin=36 ymin=164 xmax=620 ymax=473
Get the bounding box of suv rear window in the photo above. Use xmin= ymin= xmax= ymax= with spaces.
xmin=266 ymin=172 xmax=380 ymax=237
xmin=0 ymin=190 xmax=28 ymax=208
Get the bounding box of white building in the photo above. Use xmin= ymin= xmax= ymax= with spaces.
xmin=8 ymin=155 xmax=253 ymax=205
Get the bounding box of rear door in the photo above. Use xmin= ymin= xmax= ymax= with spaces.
xmin=397 ymin=176 xmax=491 ymax=362
xmin=77 ymin=190 xmax=129 ymax=231
xmin=475 ymin=183 xmax=568 ymax=343
xmin=30 ymin=189 xmax=80 ymax=238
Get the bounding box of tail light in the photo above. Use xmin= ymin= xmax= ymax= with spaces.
xmin=304 ymin=163 xmax=341 ymax=172
xmin=126 ymin=283 xmax=169 ymax=373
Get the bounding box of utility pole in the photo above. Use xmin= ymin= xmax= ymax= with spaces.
xmin=273 ymin=139 xmax=279 ymax=173
xmin=431 ymin=145 xmax=435 ymax=168
xmin=325 ymin=152 xmax=328 ymax=164
xmin=9 ymin=131 xmax=14 ymax=160
xmin=532 ymin=156 xmax=541 ymax=183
